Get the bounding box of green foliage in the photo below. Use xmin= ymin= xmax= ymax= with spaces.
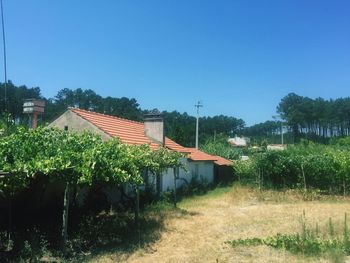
xmin=331 ymin=136 xmax=350 ymax=147
xmin=226 ymin=213 xmax=350 ymax=259
xmin=264 ymin=233 xmax=341 ymax=256
xmin=72 ymin=212 xmax=132 ymax=250
xmin=234 ymin=159 xmax=256 ymax=184
xmin=178 ymin=176 xmax=212 ymax=196
xmin=227 ymin=237 xmax=263 ymax=247
xmin=0 ymin=82 xmax=246 ymax=148
xmin=0 ymin=128 xmax=102 ymax=196
xmin=0 ymin=228 xmax=50 ymax=262
xmin=242 ymin=120 xmax=293 ymax=145
xmin=200 ymin=135 xmax=242 ymax=160
xmin=164 ymin=111 xmax=245 ymax=147
xmin=260 ymin=139 xmax=268 ymax=150
xmin=18 ymin=230 xmax=49 ymax=261
xmin=49 ymin=88 xmax=143 ymax=122
xmin=277 ymin=93 xmax=350 ymax=140
xmin=0 ymin=127 xmax=186 ymax=260
xmin=0 ymin=231 xmax=12 ymax=251
xmin=234 ymin=143 xmax=350 ymax=194
xmin=0 ymin=112 xmax=18 ymax=137
xmin=243 ymin=93 xmax=350 ymax=144
xmin=0 ymin=81 xmax=42 ymax=122
xmin=0 ymin=128 xmax=184 ymax=197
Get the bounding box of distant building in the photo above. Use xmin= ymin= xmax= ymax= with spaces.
xmin=228 ymin=136 xmax=249 ymax=147
xmin=267 ymin=144 xmax=286 ymax=151
xmin=241 ymin=155 xmax=249 ymax=161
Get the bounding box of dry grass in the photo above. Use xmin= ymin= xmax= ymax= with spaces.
xmin=88 ymin=186 xmax=350 ymax=263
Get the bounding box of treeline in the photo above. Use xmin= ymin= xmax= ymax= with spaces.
xmin=243 ymin=93 xmax=350 ymax=144
xmin=165 ymin=111 xmax=244 ymax=147
xmin=277 ymin=93 xmax=350 ymax=138
xmin=242 ymin=120 xmax=296 ymax=145
xmin=0 ymin=81 xmax=42 ymax=121
xmin=0 ymin=82 xmax=244 ymax=147
xmin=5 ymin=82 xmax=347 ymax=146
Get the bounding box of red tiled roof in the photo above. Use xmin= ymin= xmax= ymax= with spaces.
xmin=70 ymin=108 xmax=189 ymax=153
xmin=185 ymin=148 xmax=218 ymax=162
xmin=165 ymin=137 xmax=190 ymax=153
xmin=213 ymin=155 xmax=233 ymax=166
xmin=68 ymin=108 xmax=233 ymax=165
xmin=69 ymin=108 xmax=232 ymax=165
xmin=185 ymin=148 xmax=232 ymax=166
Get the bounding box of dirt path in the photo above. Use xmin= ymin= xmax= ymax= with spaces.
xmin=92 ymin=188 xmax=350 ymax=262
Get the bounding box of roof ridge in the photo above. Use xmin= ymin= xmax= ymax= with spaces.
xmin=69 ymin=107 xmax=144 ymax=125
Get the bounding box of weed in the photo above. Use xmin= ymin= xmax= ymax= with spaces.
xmin=329 ymin=217 xmax=335 ymax=237
xmin=327 ymin=247 xmax=346 ymax=263
xmin=344 ymin=213 xmax=350 ymax=254
xmin=226 ymin=212 xmax=350 ymax=259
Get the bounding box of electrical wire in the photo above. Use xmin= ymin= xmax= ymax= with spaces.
xmin=1 ymin=0 xmax=7 ymax=111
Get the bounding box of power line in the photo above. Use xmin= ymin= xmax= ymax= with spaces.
xmin=1 ymin=0 xmax=7 ymax=111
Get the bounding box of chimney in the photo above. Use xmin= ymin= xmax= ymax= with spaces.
xmin=23 ymin=99 xmax=45 ymax=129
xmin=144 ymin=110 xmax=164 ymax=145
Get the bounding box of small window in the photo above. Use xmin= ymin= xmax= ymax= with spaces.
xmin=64 ymin=125 xmax=68 ymax=131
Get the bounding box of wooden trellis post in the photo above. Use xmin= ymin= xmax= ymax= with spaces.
xmin=61 ymin=166 xmax=75 ymax=254
xmin=61 ymin=182 xmax=70 ymax=254
xmin=134 ymin=184 xmax=141 ymax=248
xmin=0 ymin=171 xmax=12 ymax=250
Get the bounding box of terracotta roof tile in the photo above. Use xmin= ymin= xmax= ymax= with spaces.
xmin=213 ymin=155 xmax=233 ymax=166
xmin=185 ymin=148 xmax=218 ymax=162
xmin=165 ymin=138 xmax=190 ymax=153
xmin=69 ymin=108 xmax=231 ymax=165
xmin=184 ymin=148 xmax=232 ymax=165
xmin=70 ymin=108 xmax=190 ymax=152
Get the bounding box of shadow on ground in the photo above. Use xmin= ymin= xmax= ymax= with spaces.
xmin=78 ymin=205 xmax=200 ymax=262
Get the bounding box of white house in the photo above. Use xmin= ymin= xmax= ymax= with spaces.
xmin=228 ymin=136 xmax=248 ymax=147
xmin=49 ymin=108 xmax=231 ymax=194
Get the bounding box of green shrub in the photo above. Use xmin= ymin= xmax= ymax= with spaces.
xmin=200 ymin=137 xmax=242 ymax=160
xmin=226 ymin=212 xmax=350 ymax=259
xmin=234 ymin=143 xmax=350 ymax=195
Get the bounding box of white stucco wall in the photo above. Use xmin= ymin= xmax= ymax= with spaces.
xmin=188 ymin=161 xmax=214 ymax=185
xmin=48 ymin=110 xmax=111 ymax=140
xmin=160 ymin=157 xmax=188 ymax=191
xmin=160 ymin=158 xmax=214 ymax=191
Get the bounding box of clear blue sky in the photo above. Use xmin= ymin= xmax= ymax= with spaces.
xmin=2 ymin=0 xmax=350 ymax=125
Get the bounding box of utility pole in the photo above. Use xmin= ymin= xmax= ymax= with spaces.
xmin=195 ymin=101 xmax=203 ymax=149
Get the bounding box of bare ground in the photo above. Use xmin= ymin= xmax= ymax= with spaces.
xmin=89 ymin=186 xmax=350 ymax=263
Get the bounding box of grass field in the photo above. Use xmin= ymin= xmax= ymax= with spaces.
xmin=87 ymin=185 xmax=350 ymax=263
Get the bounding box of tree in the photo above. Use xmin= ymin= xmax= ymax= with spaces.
xmin=277 ymin=93 xmax=350 ymax=141
xmin=0 ymin=81 xmax=42 ymax=123
xmin=47 ymin=88 xmax=143 ymax=122
xmin=200 ymin=135 xmax=242 ymax=160
xmin=1 ymin=83 xmax=246 ymax=146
